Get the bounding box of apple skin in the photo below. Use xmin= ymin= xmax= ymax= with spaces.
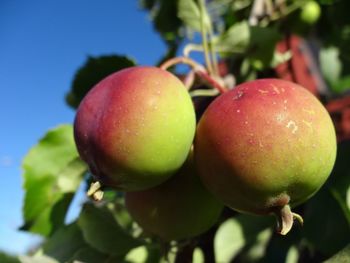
xmin=195 ymin=79 xmax=337 ymax=215
xmin=125 ymin=154 xmax=223 ymax=241
xmin=74 ymin=66 xmax=196 ymax=191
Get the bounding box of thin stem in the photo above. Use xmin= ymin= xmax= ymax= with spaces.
xmin=159 ymin=56 xmax=227 ymax=94
xmin=190 ymin=88 xmax=219 ymax=98
xmin=273 ymin=204 xmax=303 ymax=235
xmin=160 ymin=56 xmax=205 ymax=71
xmin=183 ymin=43 xmax=204 ymax=57
xmin=199 ymin=0 xmax=219 ymax=76
xmin=196 ymin=71 xmax=227 ymax=93
xmin=198 ymin=0 xmax=214 ymax=76
xmin=260 ymin=0 xmax=306 ymax=26
xmin=208 ymin=22 xmax=219 ymax=76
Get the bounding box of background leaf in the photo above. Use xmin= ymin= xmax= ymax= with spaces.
xmin=41 ymin=222 xmax=119 ymax=263
xmin=66 ymin=55 xmax=136 ymax=109
xmin=214 ymin=214 xmax=274 ymax=262
xmin=319 ymin=47 xmax=342 ymax=85
xmin=21 ymin=125 xmax=86 ymax=236
xmin=324 ymin=243 xmax=350 ymax=263
xmin=140 ymin=0 xmax=182 ymax=42
xmin=177 ymin=0 xmax=211 ymax=32
xmin=303 ymin=187 xmax=350 ymax=257
xmin=77 ymin=203 xmax=142 ymax=256
xmin=19 ymin=255 xmax=58 ymax=263
xmin=0 ymin=251 xmax=20 ymax=263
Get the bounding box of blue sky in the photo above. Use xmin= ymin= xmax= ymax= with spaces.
xmin=0 ymin=0 xmax=167 ymax=254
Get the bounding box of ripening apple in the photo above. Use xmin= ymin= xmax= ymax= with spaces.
xmin=300 ymin=1 xmax=321 ymax=25
xmin=195 ymin=79 xmax=337 ymax=235
xmin=125 ymin=153 xmax=224 ymax=241
xmin=74 ymin=66 xmax=196 ymax=191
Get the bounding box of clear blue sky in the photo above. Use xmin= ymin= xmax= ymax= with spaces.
xmin=0 ymin=0 xmax=166 ymax=254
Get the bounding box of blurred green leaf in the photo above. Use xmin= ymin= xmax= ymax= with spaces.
xmin=318 ymin=0 xmax=336 ymax=4
xmin=139 ymin=0 xmax=157 ymax=10
xmin=217 ymin=21 xmax=250 ymax=53
xmin=19 ymin=255 xmax=58 ymax=263
xmin=42 ymin=223 xmax=89 ymax=262
xmin=332 ymin=75 xmax=350 ymax=93
xmin=66 ymin=55 xmax=136 ymax=109
xmin=261 ymin=227 xmax=302 ymax=263
xmin=285 ymin=246 xmax=299 ymax=263
xmin=320 ymin=47 xmax=342 ymax=85
xmin=142 ymin=0 xmax=182 ymax=42
xmin=192 ymin=247 xmax=205 ymax=263
xmin=178 ymin=0 xmax=201 ymax=31
xmin=69 ymin=248 xmax=122 ymax=263
xmin=303 ymin=187 xmax=350 ymax=256
xmin=124 ymin=246 xmax=148 ymax=263
xmin=42 ymin=221 xmax=129 ymax=263
xmin=77 ymin=203 xmax=142 ymax=256
xmin=0 ymin=251 xmax=20 ymax=263
xmin=217 ymin=22 xmax=280 ymax=68
xmin=324 ymin=243 xmax=350 ymax=263
xmin=238 ymin=228 xmax=273 ymax=262
xmin=21 ymin=125 xmax=86 ymax=236
xmin=249 ymin=26 xmax=281 ymax=68
xmin=214 ymin=214 xmax=274 ymax=262
xmin=178 ymin=0 xmax=210 ymax=31
xmin=327 ymin=141 xmax=350 ymax=223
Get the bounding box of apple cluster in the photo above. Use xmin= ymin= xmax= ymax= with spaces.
xmin=74 ymin=66 xmax=337 ymax=240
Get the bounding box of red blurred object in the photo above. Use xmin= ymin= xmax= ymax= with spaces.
xmin=326 ymin=97 xmax=350 ymax=142
xmin=275 ymin=35 xmax=350 ymax=142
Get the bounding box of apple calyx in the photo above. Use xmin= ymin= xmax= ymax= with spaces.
xmin=87 ymin=181 xmax=104 ymax=201
xmin=273 ymin=204 xmax=304 ymax=235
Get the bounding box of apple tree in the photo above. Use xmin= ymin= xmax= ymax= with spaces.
xmin=17 ymin=0 xmax=350 ymax=262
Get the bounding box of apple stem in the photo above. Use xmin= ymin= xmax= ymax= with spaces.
xmin=87 ymin=181 xmax=104 ymax=201
xmin=160 ymin=56 xmax=227 ymax=94
xmin=273 ymin=204 xmax=303 ymax=235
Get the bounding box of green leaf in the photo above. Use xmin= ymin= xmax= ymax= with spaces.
xmin=145 ymin=0 xmax=182 ymax=42
xmin=214 ymin=214 xmax=274 ymax=262
xmin=332 ymin=75 xmax=350 ymax=93
xmin=217 ymin=22 xmax=280 ymax=68
xmin=320 ymin=47 xmax=342 ymax=85
xmin=217 ymin=21 xmax=250 ymax=53
xmin=303 ymin=187 xmax=350 ymax=256
xmin=261 ymin=226 xmax=302 ymax=263
xmin=69 ymin=248 xmax=121 ymax=263
xmin=77 ymin=203 xmax=142 ymax=256
xmin=41 ymin=222 xmax=120 ymax=263
xmin=0 ymin=251 xmax=20 ymax=263
xmin=124 ymin=246 xmax=148 ymax=263
xmin=139 ymin=0 xmax=157 ymax=10
xmin=178 ymin=0 xmax=201 ymax=31
xmin=324 ymin=244 xmax=350 ymax=263
xmin=21 ymin=125 xmax=86 ymax=236
xmin=19 ymin=255 xmax=59 ymax=263
xmin=178 ymin=0 xmax=210 ymax=31
xmin=192 ymin=248 xmax=205 ymax=263
xmin=42 ymin=223 xmax=87 ymax=262
xmin=66 ymin=55 xmax=136 ymax=108
xmin=249 ymin=26 xmax=281 ymax=68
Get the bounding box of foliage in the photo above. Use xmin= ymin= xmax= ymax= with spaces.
xmin=18 ymin=0 xmax=350 ymax=262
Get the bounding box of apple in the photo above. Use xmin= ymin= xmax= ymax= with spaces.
xmin=300 ymin=1 xmax=321 ymax=25
xmin=74 ymin=66 xmax=196 ymax=191
xmin=125 ymin=153 xmax=223 ymax=241
xmin=195 ymin=79 xmax=337 ymax=234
